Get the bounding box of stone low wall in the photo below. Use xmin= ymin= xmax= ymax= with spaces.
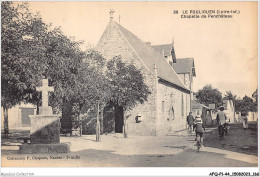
xmin=30 ymin=115 xmax=60 ymax=144
xmin=19 ymin=143 xmax=70 ymax=154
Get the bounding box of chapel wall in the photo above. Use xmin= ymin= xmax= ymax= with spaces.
xmin=96 ymin=21 xmax=158 ymax=135
xmin=156 ymin=81 xmax=190 ymax=135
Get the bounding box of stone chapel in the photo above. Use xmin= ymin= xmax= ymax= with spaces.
xmin=96 ymin=14 xmax=194 ymax=136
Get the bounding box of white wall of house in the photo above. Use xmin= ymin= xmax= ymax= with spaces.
xmin=235 ymin=112 xmax=258 ymax=122
xmin=1 ymin=103 xmax=36 ymax=130
xmin=177 ymin=73 xmax=194 ymax=101
xmin=224 ymin=100 xmax=236 ymax=123
xmin=247 ymin=112 xmax=258 ymax=122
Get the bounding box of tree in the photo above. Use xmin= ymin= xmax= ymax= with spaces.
xmin=106 ymin=56 xmax=151 ymax=137
xmin=235 ymin=95 xmax=257 ymax=114
xmin=1 ymin=2 xmax=86 ymax=137
xmin=1 ymin=2 xmax=46 ymax=137
xmin=223 ymin=90 xmax=237 ymax=119
xmin=196 ymin=84 xmax=222 ymax=108
xmin=66 ymin=50 xmax=111 ymax=140
xmin=2 ymin=2 xmax=150 ymax=140
xmin=224 ymin=91 xmax=237 ymax=101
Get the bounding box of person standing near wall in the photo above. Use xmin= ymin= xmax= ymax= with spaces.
xmin=242 ymin=112 xmax=248 ymax=129
xmin=187 ymin=112 xmax=195 ymax=132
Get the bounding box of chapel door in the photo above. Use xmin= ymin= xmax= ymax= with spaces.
xmin=115 ymin=106 xmax=124 ymax=133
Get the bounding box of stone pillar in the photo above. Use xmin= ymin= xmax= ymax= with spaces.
xmin=30 ymin=115 xmax=60 ymax=144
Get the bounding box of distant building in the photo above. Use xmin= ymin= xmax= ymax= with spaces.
xmin=1 ymin=103 xmax=36 ymax=131
xmin=235 ymin=112 xmax=258 ymax=122
xmin=151 ymin=43 xmax=177 ymax=66
xmin=191 ymin=100 xmax=212 ymax=125
xmin=152 ymin=45 xmax=196 ymax=100
xmin=223 ymin=99 xmax=236 ymax=123
xmin=247 ymin=112 xmax=258 ymax=122
xmin=252 ymin=89 xmax=258 ymax=102
xmin=208 ymin=104 xmax=216 ymax=110
xmin=172 ymin=58 xmax=196 ymax=100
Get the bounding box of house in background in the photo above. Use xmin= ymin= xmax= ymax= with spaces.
xmin=191 ymin=100 xmax=212 ymax=125
xmin=153 ymin=45 xmax=199 ymax=124
xmin=96 ymin=14 xmax=191 ymax=135
xmin=223 ymin=99 xmax=236 ymax=123
xmin=1 ymin=103 xmax=36 ymax=131
xmin=172 ymin=58 xmax=196 ymax=100
xmin=247 ymin=112 xmax=258 ymax=122
xmin=249 ymin=89 xmax=258 ymax=122
xmin=235 ymin=112 xmax=258 ymax=122
xmin=151 ymin=43 xmax=177 ymax=66
xmin=152 ymin=44 xmax=196 ymax=101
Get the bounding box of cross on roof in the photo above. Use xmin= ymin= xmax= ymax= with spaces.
xmin=36 ymin=79 xmax=54 ymax=108
xmin=110 ymin=9 xmax=115 ymax=17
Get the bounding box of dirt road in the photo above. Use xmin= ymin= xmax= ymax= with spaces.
xmin=1 ymin=122 xmax=258 ymax=167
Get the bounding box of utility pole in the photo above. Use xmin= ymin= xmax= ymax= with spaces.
xmin=233 ymin=99 xmax=236 ymax=123
xmin=123 ymin=110 xmax=127 ymax=138
xmin=96 ymin=101 xmax=101 ymax=142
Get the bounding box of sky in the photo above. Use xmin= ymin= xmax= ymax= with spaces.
xmin=25 ymin=1 xmax=258 ymax=98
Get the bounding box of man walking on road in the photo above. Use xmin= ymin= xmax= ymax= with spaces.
xmin=216 ymin=106 xmax=227 ymax=136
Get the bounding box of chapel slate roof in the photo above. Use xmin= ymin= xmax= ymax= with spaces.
xmin=173 ymin=58 xmax=196 ymax=76
xmin=115 ymin=22 xmax=189 ymax=92
xmin=151 ymin=44 xmax=173 ymax=56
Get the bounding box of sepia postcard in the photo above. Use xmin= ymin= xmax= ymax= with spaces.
xmin=1 ymin=1 xmax=259 ymax=176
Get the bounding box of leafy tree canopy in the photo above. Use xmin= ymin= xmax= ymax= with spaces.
xmin=106 ymin=56 xmax=151 ymax=111
xmin=223 ymin=90 xmax=237 ymax=101
xmin=196 ymin=84 xmax=222 ymax=108
xmin=2 ymin=2 xmax=86 ymax=112
xmin=235 ymin=95 xmax=257 ymax=114
xmin=2 ymin=2 xmax=152 ymax=136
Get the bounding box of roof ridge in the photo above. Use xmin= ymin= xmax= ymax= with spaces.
xmin=114 ymin=22 xmax=189 ymax=92
xmin=115 ymin=22 xmax=172 ymax=57
xmin=114 ymin=22 xmax=150 ymax=72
